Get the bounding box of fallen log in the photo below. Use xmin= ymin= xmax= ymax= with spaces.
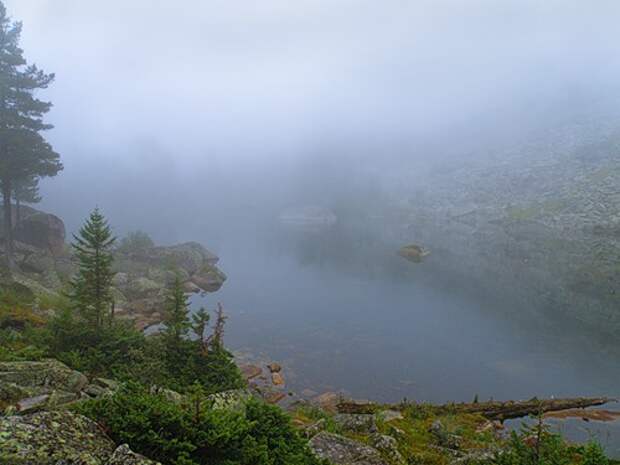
xmin=337 ymin=396 xmax=616 ymax=421
xmin=448 ymin=396 xmax=615 ymax=421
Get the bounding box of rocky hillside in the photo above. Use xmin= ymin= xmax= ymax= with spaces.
xmin=390 ymin=118 xmax=620 ymax=336
xmin=0 ymin=206 xmax=226 ymax=329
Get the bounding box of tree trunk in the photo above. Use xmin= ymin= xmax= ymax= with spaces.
xmin=2 ymin=179 xmax=14 ymax=270
xmin=336 ymin=396 xmax=614 ymax=420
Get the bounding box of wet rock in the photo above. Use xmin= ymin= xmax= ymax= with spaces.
xmin=397 ymin=244 xmax=430 ymax=263
xmin=239 ymin=364 xmax=262 ymax=381
xmin=262 ymin=390 xmax=287 ymax=404
xmin=333 ymin=413 xmax=377 ymax=433
xmin=267 ymin=362 xmax=282 ymax=373
xmin=313 ymin=391 xmax=342 ymax=413
xmin=271 ymin=372 xmax=285 ymax=386
xmin=309 ymin=431 xmax=387 ymax=465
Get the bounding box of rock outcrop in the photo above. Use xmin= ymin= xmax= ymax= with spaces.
xmin=0 ymin=359 xmax=117 ymax=414
xmin=309 ymin=431 xmax=387 ymax=465
xmin=0 ymin=410 xmax=159 ymax=465
xmin=1 ymin=207 xmax=227 ymax=330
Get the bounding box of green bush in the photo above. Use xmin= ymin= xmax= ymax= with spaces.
xmin=43 ymin=307 xmax=243 ymax=394
xmin=581 ymin=442 xmax=609 ymax=465
xmin=76 ymin=382 xmax=324 ymax=465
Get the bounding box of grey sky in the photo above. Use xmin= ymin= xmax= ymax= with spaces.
xmin=5 ymin=1 xmax=620 ymax=236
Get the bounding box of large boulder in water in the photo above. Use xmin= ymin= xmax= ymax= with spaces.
xmin=13 ymin=211 xmax=66 ymax=256
xmin=397 ymin=244 xmax=430 ymax=263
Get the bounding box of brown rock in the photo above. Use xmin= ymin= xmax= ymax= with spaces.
xmin=239 ymin=364 xmax=262 ymax=381
xmin=263 ymin=391 xmax=286 ymax=404
xmin=313 ymin=392 xmax=341 ymax=413
xmin=267 ymin=362 xmax=282 ymax=373
xmin=271 ymin=372 xmax=285 ymax=386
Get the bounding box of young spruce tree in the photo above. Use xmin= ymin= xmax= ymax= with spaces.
xmin=69 ymin=208 xmax=116 ymax=332
xmin=163 ymin=276 xmax=191 ymax=350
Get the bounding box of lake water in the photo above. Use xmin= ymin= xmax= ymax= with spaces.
xmin=194 ymin=222 xmax=620 ymax=454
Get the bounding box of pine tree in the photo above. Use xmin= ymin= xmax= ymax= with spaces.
xmin=69 ymin=208 xmax=116 ymax=332
xmin=163 ymin=276 xmax=191 ymax=349
xmin=0 ymin=2 xmax=62 ymax=268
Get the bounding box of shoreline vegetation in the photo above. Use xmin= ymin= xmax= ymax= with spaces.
xmin=0 ymin=207 xmax=617 ymax=464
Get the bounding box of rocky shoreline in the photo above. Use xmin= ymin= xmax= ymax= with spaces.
xmin=0 ymin=206 xmax=227 ymax=330
xmin=1 ymin=357 xmax=616 ymax=465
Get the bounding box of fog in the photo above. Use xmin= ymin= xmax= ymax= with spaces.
xmin=5 ymin=0 xmax=620 ymax=239
xmin=3 ymin=2 xmax=620 ymax=454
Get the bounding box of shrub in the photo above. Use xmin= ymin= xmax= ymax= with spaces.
xmin=76 ymin=382 xmax=324 ymax=465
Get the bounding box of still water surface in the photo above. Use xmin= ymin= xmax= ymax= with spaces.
xmin=194 ymin=224 xmax=619 ymax=453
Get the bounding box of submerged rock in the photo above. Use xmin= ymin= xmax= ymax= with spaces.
xmin=309 ymin=431 xmax=387 ymax=465
xmin=397 ymin=244 xmax=430 ymax=263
